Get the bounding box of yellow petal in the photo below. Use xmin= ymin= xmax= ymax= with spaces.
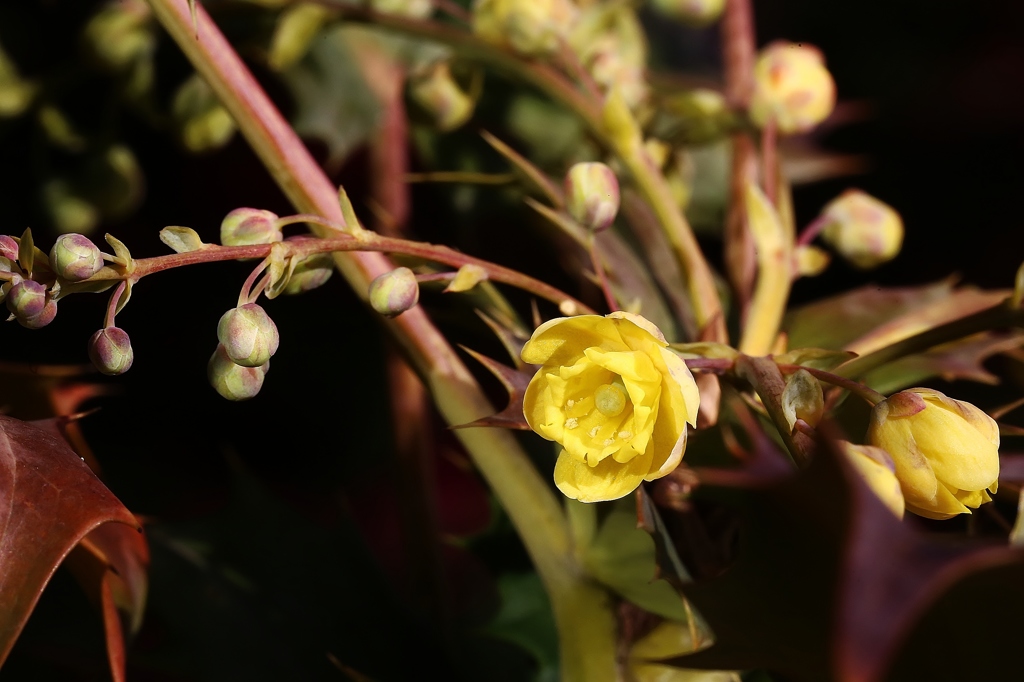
xmin=911 ymin=405 xmax=999 ymax=492
xmin=608 ymin=310 xmax=668 ymax=345
xmin=521 ymin=315 xmax=627 ymax=366
xmin=658 ymin=347 xmax=700 ymax=427
xmin=554 ymin=448 xmax=653 ymax=502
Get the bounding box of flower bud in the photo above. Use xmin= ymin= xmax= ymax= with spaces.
xmin=781 ymin=368 xmax=824 ymax=432
xmin=83 ymin=1 xmax=154 ymax=71
xmin=795 ymin=244 xmax=830 ymax=277
xmin=820 ymin=190 xmax=903 ymax=269
xmin=208 ymin=345 xmax=267 ymax=401
xmin=867 ymin=388 xmax=999 ymax=519
xmin=18 ymin=299 xmax=57 ymax=329
xmin=282 ymin=252 xmax=333 ymax=295
xmin=749 ymin=41 xmax=835 ymax=135
xmin=50 ymin=233 xmax=104 ymax=281
xmin=565 ymin=162 xmax=620 ymax=231
xmin=217 ymin=303 xmax=280 ymax=368
xmin=473 ymin=0 xmax=578 ymax=56
xmin=649 ymin=0 xmax=725 ymax=26
xmin=409 ymin=62 xmax=475 ymax=132
xmin=6 ymin=279 xmax=47 ymax=320
xmin=220 ymin=208 xmax=283 ymax=247
xmin=371 ymin=0 xmax=433 ymax=18
xmin=369 ymin=267 xmax=419 ymax=317
xmin=88 ymin=327 xmax=134 ymax=375
xmin=840 ymin=442 xmax=905 ymax=519
xmin=0 ymin=235 xmax=18 ymax=261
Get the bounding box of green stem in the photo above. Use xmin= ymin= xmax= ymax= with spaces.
xmin=735 ymin=355 xmax=814 ymax=467
xmin=146 ymin=2 xmax=615 ymax=680
xmin=834 ymin=300 xmax=1024 ymax=380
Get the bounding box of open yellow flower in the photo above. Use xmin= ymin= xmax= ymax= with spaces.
xmin=521 ymin=312 xmax=700 ymax=502
xmin=867 ymin=388 xmax=999 ymax=519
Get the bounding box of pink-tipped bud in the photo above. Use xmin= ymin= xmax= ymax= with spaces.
xmin=565 ymin=162 xmax=620 ymax=231
xmin=208 ymin=345 xmax=267 ymax=401
xmin=750 ymin=41 xmax=836 ymax=135
xmin=7 ymin=279 xmax=47 ymax=320
xmin=0 ymin=236 xmax=18 ymax=262
xmin=88 ymin=327 xmax=134 ymax=375
xmin=368 ymin=267 xmax=419 ymax=318
xmin=220 ymin=208 xmax=282 ymax=247
xmin=820 ymin=190 xmax=904 ymax=269
xmin=217 ymin=303 xmax=280 ymax=368
xmin=50 ymin=233 xmax=104 ymax=281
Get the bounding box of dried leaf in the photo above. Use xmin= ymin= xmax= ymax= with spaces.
xmin=0 ymin=415 xmax=138 ymax=667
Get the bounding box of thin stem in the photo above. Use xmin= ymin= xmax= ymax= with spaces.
xmin=122 ymin=227 xmax=595 ymax=315
xmin=762 ymin=116 xmax=778 ymax=205
xmin=431 ymin=0 xmax=470 ymax=24
xmin=238 ymin=259 xmax=269 ymax=307
xmin=404 ymin=171 xmax=517 ymax=185
xmin=776 ymin=362 xmax=885 ymax=406
xmin=684 ymin=357 xmax=735 ymax=373
xmin=103 ymin=281 xmax=126 ymax=329
xmin=797 ymin=214 xmax=830 ymax=246
xmin=587 ymin=235 xmax=618 ymax=313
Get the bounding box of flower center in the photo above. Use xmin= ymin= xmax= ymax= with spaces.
xmin=594 ymin=381 xmax=627 ymax=417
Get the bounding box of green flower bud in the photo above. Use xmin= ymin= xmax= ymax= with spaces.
xmin=208 ymin=345 xmax=267 ymax=401
xmin=565 ymin=162 xmax=620 ymax=231
xmin=369 ymin=267 xmax=419 ymax=318
xmin=473 ymin=0 xmax=579 ymax=56
xmin=217 ymin=303 xmax=280 ymax=368
xmin=282 ymin=252 xmax=333 ymax=295
xmin=50 ymin=233 xmax=104 ymax=281
xmin=88 ymin=327 xmax=134 ymax=375
xmin=83 ymin=1 xmax=154 ymax=71
xmin=220 ymin=208 xmax=282 ymax=247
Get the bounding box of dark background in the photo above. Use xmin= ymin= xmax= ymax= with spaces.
xmin=0 ymin=1 xmax=1023 ymax=680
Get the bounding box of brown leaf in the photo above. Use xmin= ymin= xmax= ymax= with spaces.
xmin=453 ymin=348 xmax=534 ymax=430
xmin=0 ymin=415 xmax=138 ymax=668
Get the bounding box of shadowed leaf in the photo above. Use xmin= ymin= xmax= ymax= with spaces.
xmin=0 ymin=415 xmax=138 ymax=668
xmin=662 ymin=431 xmax=1024 ymax=682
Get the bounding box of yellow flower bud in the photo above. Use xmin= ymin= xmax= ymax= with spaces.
xmin=409 ymin=62 xmax=475 ymax=133
xmin=749 ymin=41 xmax=835 ymax=135
xmin=521 ymin=312 xmax=700 ymax=502
xmin=649 ymin=0 xmax=725 ymax=26
xmin=565 ymin=161 xmax=620 ymax=231
xmin=820 ymin=190 xmax=903 ymax=269
xmin=840 ymin=442 xmax=905 ymax=519
xmin=472 ymin=0 xmax=578 ymax=56
xmin=867 ymin=388 xmax=999 ymax=520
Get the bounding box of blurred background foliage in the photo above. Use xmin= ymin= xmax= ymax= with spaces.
xmin=1 ymin=0 xmax=1023 ymax=679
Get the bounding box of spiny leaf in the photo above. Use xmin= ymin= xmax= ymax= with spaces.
xmin=453 ymin=348 xmax=533 ymax=430
xmin=0 ymin=415 xmax=138 ymax=668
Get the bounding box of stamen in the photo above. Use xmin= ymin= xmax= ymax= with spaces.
xmin=618 ymin=430 xmax=632 ymax=439
xmin=564 ymin=417 xmax=579 ymax=429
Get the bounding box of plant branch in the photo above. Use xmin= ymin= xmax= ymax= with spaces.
xmin=144 ymin=4 xmax=616 ymax=681
xmin=735 ymin=354 xmax=815 ymax=467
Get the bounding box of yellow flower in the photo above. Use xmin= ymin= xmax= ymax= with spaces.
xmin=867 ymin=388 xmax=999 ymax=520
xmin=840 ymin=442 xmax=905 ymax=519
xmin=521 ymin=312 xmax=700 ymax=502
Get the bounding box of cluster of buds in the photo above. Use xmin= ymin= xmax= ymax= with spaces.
xmin=570 ymin=4 xmax=649 ymax=110
xmin=208 ymin=304 xmax=280 ymax=400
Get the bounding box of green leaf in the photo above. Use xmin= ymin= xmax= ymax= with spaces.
xmin=281 ymin=26 xmax=382 ymax=172
xmin=483 ymin=572 xmax=559 ymax=682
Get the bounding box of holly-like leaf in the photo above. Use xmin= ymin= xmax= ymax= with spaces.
xmin=0 ymin=415 xmax=139 ymax=668
xmin=663 ymin=430 xmax=1024 ymax=681
xmin=453 ymin=348 xmax=533 ymax=430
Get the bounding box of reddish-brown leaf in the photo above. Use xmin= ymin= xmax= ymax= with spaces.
xmin=0 ymin=415 xmax=138 ymax=668
xmin=453 ymin=348 xmax=534 ymax=430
